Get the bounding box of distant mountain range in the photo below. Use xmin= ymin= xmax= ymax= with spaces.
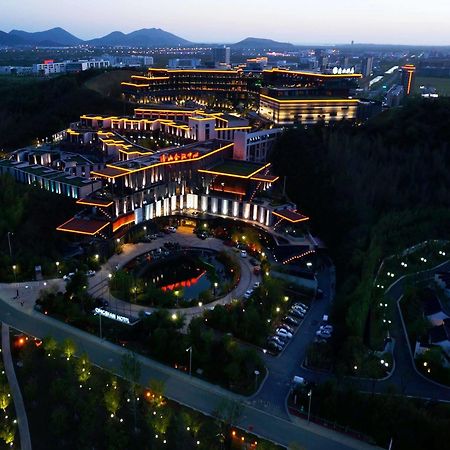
xmin=231 ymin=37 xmax=295 ymax=50
xmin=0 ymin=27 xmax=296 ymax=49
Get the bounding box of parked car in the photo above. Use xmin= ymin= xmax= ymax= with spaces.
xmin=319 ymin=325 xmax=333 ymax=332
xmin=87 ymin=269 xmax=96 ymax=277
xmin=316 ymin=329 xmax=332 ymax=339
xmin=281 ymin=323 xmax=294 ymax=333
xmin=240 ymin=250 xmax=248 ymax=258
xmin=292 ymin=305 xmax=307 ymax=314
xmin=250 ymin=258 xmax=259 ymax=266
xmin=295 ymin=302 xmax=309 ymax=310
xmin=253 ymin=281 xmax=261 ymax=289
xmin=243 ymin=289 xmax=254 ymax=299
xmin=289 ymin=309 xmax=304 ymax=319
xmin=276 ymin=328 xmax=293 ymax=339
xmin=284 ymin=316 xmax=299 ymax=326
xmin=168 ymin=226 xmax=177 ymax=233
xmin=267 ymin=341 xmax=283 ymax=352
xmin=63 ymin=272 xmax=75 ymax=281
xmin=270 ymin=336 xmax=286 ymax=346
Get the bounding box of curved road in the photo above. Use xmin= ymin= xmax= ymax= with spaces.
xmin=0 ymin=298 xmax=378 ymax=450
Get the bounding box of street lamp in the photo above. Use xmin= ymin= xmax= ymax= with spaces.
xmin=213 ymin=282 xmax=218 ymax=298
xmin=7 ymin=232 xmax=13 ymax=259
xmin=56 ymin=261 xmax=60 ymax=275
xmin=186 ymin=346 xmax=192 ymax=377
xmin=108 ymin=273 xmax=113 ymax=308
xmin=254 ymin=369 xmax=260 ymax=391
xmin=307 ymin=389 xmax=312 ymax=424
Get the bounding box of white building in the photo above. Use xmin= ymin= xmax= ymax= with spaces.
xmin=233 ymin=128 xmax=283 ymax=162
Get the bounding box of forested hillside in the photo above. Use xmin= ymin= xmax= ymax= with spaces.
xmin=0 ymin=71 xmax=132 ymax=151
xmin=271 ymin=98 xmax=450 ymax=353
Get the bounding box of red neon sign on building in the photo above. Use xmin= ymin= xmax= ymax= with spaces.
xmin=159 ymin=151 xmax=200 ymax=163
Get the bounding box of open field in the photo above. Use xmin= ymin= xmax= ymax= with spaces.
xmin=414 ymin=76 xmax=450 ymax=96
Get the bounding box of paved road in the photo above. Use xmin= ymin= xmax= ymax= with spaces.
xmin=1 ymin=323 xmax=32 ymax=450
xmin=87 ymin=232 xmax=258 ymax=323
xmin=254 ymin=264 xmax=335 ymax=417
xmin=0 ymin=295 xmax=380 ymax=450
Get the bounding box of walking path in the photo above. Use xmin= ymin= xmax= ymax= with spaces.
xmin=1 ymin=323 xmax=32 ymax=450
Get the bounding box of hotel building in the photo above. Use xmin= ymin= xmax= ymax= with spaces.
xmin=121 ymin=68 xmax=257 ymax=108
xmin=259 ymin=68 xmax=362 ymax=125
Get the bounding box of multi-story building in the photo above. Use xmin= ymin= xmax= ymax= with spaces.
xmin=168 ymin=59 xmax=202 ymax=69
xmin=212 ymin=46 xmax=231 ymax=66
xmin=259 ymin=68 xmax=361 ymax=125
xmin=0 ymin=159 xmax=101 ymax=199
xmin=400 ymin=64 xmax=416 ymax=96
xmin=55 ymin=138 xmax=286 ymax=238
xmin=121 ymin=68 xmax=255 ymax=108
xmin=32 ymin=58 xmax=110 ymax=75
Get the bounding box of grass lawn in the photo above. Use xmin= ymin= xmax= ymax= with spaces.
xmin=414 ymin=76 xmax=450 ymax=96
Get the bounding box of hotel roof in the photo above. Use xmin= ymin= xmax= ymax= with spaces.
xmin=56 ymin=217 xmax=109 ymax=235
xmin=272 ymin=209 xmax=310 ymax=223
xmin=198 ymin=159 xmax=269 ymax=179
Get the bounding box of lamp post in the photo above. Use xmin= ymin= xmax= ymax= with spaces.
xmin=56 ymin=261 xmax=60 ymax=276
xmin=186 ymin=346 xmax=192 ymax=377
xmin=214 ymin=282 xmax=218 ymax=298
xmin=108 ymin=273 xmax=113 ymax=310
xmin=254 ymin=370 xmax=260 ymax=391
xmin=307 ymin=389 xmax=312 ymax=424
xmin=7 ymin=232 xmax=13 ymax=259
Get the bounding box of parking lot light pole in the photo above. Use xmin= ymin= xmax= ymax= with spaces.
xmin=307 ymin=389 xmax=312 ymax=424
xmin=186 ymin=346 xmax=192 ymax=377
xmin=254 ymin=370 xmax=260 ymax=391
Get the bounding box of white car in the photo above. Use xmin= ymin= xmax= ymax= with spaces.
xmin=63 ymin=272 xmax=75 ymax=281
xmin=240 ymin=250 xmax=248 ymax=258
xmin=276 ymin=328 xmax=293 ymax=339
xmin=168 ymin=226 xmax=177 ymax=233
xmin=243 ymin=289 xmax=254 ymax=299
xmin=296 ymin=303 xmax=309 ymax=310
xmin=253 ymin=281 xmax=261 ymax=289
xmin=87 ymin=270 xmax=96 ymax=277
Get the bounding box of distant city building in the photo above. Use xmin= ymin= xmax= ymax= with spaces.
xmin=400 ymin=64 xmax=416 ymax=95
xmin=361 ymin=56 xmax=374 ymax=77
xmin=385 ymin=85 xmax=404 ymax=107
xmin=212 ymin=46 xmax=231 ymax=66
xmin=168 ymin=58 xmax=202 ymax=69
xmin=103 ymin=54 xmax=154 ymax=68
xmin=32 ymin=60 xmax=66 ymax=75
xmin=32 ymin=58 xmax=110 ymax=75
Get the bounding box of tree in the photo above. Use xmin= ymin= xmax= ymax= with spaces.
xmin=76 ymin=353 xmax=92 ymax=384
xmin=121 ymin=352 xmax=141 ymax=432
xmin=104 ymin=382 xmax=121 ymax=417
xmin=0 ymin=388 xmax=10 ymax=411
xmin=62 ymin=338 xmax=76 ymax=360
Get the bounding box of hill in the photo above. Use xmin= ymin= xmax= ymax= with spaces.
xmin=9 ymin=27 xmax=83 ymax=46
xmin=87 ymin=28 xmax=190 ymax=47
xmin=0 ymin=30 xmax=26 ymax=46
xmin=0 ymin=71 xmax=132 ymax=150
xmin=271 ymin=98 xmax=450 ymax=356
xmin=231 ymin=37 xmax=295 ymax=49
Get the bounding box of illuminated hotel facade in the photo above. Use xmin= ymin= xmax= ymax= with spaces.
xmin=121 ymin=67 xmax=362 ymax=126
xmin=121 ymin=68 xmax=258 ymax=108
xmin=259 ymin=69 xmax=361 ymax=125
xmin=56 ymin=138 xmax=286 ymax=238
xmin=52 ymin=107 xmax=298 ymax=239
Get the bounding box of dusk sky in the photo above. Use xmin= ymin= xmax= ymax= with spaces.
xmin=2 ymin=0 xmax=450 ymax=45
